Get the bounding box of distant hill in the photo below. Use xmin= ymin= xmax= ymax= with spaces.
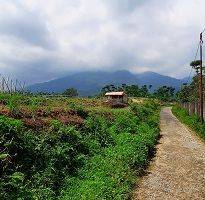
xmin=27 ymin=70 xmax=183 ymax=96
xmin=180 ymin=76 xmax=192 ymax=84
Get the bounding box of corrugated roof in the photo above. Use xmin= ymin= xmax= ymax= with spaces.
xmin=105 ymin=91 xmax=125 ymax=96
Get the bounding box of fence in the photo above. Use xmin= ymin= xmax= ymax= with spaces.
xmin=180 ymin=101 xmax=205 ymax=118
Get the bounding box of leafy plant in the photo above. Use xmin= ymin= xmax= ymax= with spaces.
xmin=6 ymin=94 xmax=21 ymax=117
xmin=0 ymin=95 xmax=160 ymax=200
xmin=28 ymin=97 xmax=40 ymax=119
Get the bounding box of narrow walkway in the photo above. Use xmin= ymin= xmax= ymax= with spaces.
xmin=133 ymin=107 xmax=205 ymax=200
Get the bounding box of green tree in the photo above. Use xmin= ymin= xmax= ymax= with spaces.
xmin=190 ymin=60 xmax=201 ymax=68
xmin=139 ymin=85 xmax=149 ymax=97
xmin=62 ymin=88 xmax=78 ymax=97
xmin=124 ymin=85 xmax=140 ymax=97
xmin=153 ymin=86 xmax=175 ymax=102
xmin=176 ymin=75 xmax=199 ymax=102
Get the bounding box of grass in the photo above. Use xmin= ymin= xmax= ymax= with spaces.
xmin=172 ymin=104 xmax=205 ymax=141
xmin=0 ymin=93 xmax=161 ymax=200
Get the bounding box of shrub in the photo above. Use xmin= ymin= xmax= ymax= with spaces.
xmin=6 ymin=94 xmax=21 ymax=117
xmin=59 ymin=101 xmax=160 ymax=200
xmin=68 ymin=102 xmax=88 ymax=118
xmin=0 ymin=98 xmax=160 ymax=200
xmin=83 ymin=114 xmax=115 ymax=153
xmin=0 ymin=116 xmax=88 ymax=199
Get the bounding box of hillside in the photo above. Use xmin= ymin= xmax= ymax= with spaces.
xmin=27 ymin=70 xmax=183 ymax=96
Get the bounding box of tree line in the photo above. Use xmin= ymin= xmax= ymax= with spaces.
xmin=27 ymin=84 xmax=176 ymax=102
xmin=100 ymin=84 xmax=176 ymax=102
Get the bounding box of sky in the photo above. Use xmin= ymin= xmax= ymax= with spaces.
xmin=0 ymin=0 xmax=205 ymax=85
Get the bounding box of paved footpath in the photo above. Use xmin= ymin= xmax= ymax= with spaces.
xmin=133 ymin=107 xmax=205 ymax=200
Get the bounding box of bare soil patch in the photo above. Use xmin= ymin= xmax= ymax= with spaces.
xmin=0 ymin=104 xmax=84 ymax=129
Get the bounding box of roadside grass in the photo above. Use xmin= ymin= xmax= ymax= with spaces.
xmin=172 ymin=104 xmax=205 ymax=141
xmin=0 ymin=94 xmax=161 ymax=200
xmin=60 ymin=101 xmax=160 ymax=200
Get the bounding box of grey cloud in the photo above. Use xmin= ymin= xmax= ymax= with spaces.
xmin=104 ymin=0 xmax=147 ymax=15
xmin=0 ymin=11 xmax=55 ymax=49
xmin=4 ymin=58 xmax=60 ymax=84
xmin=0 ymin=0 xmax=204 ymax=84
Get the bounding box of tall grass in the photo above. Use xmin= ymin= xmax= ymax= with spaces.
xmin=172 ymin=105 xmax=205 ymax=140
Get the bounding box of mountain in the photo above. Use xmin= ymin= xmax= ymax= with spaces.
xmin=27 ymin=70 xmax=183 ymax=96
xmin=181 ymin=76 xmax=192 ymax=84
xmin=136 ymin=71 xmax=183 ymax=89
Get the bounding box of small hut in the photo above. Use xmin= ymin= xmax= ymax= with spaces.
xmin=105 ymin=91 xmax=128 ymax=104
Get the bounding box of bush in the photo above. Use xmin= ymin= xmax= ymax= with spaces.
xmin=68 ymin=102 xmax=88 ymax=118
xmin=0 ymin=116 xmax=88 ymax=199
xmin=59 ymin=101 xmax=160 ymax=200
xmin=0 ymin=99 xmax=160 ymax=200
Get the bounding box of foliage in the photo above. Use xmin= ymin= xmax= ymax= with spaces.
xmin=0 ymin=116 xmax=88 ymax=199
xmin=100 ymin=84 xmax=150 ymax=98
xmin=100 ymin=84 xmax=176 ymax=102
xmin=68 ymin=102 xmax=88 ymax=118
xmin=59 ymin=101 xmax=160 ymax=200
xmin=0 ymin=95 xmax=160 ymax=200
xmin=124 ymin=85 xmax=149 ymax=97
xmin=153 ymin=86 xmax=175 ymax=102
xmin=172 ymin=105 xmax=205 ymax=140
xmin=176 ymin=76 xmax=199 ymax=103
xmin=177 ymin=59 xmax=205 ymax=103
xmin=28 ymin=97 xmax=41 ymax=118
xmin=62 ymin=88 xmax=78 ymax=97
xmin=190 ymin=60 xmax=201 ymax=68
xmin=6 ymin=93 xmax=22 ymax=116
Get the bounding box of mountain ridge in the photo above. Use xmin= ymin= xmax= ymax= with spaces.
xmin=27 ymin=70 xmax=183 ymax=96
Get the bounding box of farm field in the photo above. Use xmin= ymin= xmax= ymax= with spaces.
xmin=0 ymin=93 xmax=160 ymax=200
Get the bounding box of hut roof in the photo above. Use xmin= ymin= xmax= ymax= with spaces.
xmin=105 ymin=91 xmax=125 ymax=96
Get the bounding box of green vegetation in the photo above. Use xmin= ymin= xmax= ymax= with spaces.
xmin=172 ymin=105 xmax=205 ymax=140
xmin=176 ymin=77 xmax=198 ymax=103
xmin=62 ymin=87 xmax=78 ymax=97
xmin=176 ymin=59 xmax=205 ymax=103
xmin=100 ymin=84 xmax=175 ymax=102
xmin=101 ymin=84 xmax=150 ymax=98
xmin=0 ymin=93 xmax=160 ymax=199
xmin=153 ymin=86 xmax=175 ymax=102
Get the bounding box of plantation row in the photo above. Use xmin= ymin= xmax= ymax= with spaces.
xmin=0 ymin=94 xmax=160 ymax=199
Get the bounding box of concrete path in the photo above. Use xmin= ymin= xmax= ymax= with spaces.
xmin=133 ymin=107 xmax=205 ymax=200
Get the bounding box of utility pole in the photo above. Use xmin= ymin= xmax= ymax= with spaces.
xmin=199 ymin=32 xmax=204 ymax=122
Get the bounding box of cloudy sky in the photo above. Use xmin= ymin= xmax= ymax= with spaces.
xmin=0 ymin=0 xmax=204 ymax=84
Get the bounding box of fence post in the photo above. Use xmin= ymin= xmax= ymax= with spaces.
xmin=194 ymin=101 xmax=197 ymax=115
xmin=197 ymin=101 xmax=200 ymax=116
xmin=189 ymin=102 xmax=195 ymax=115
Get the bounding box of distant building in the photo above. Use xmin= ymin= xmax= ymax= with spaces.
xmin=105 ymin=91 xmax=128 ymax=104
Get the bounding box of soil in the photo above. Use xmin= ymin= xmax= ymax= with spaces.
xmin=133 ymin=107 xmax=205 ymax=200
xmin=0 ymin=104 xmax=84 ymax=129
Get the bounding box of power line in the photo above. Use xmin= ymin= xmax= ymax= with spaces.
xmin=194 ymin=42 xmax=200 ymax=61
xmin=186 ymin=41 xmax=200 ymax=84
xmin=199 ymin=31 xmax=204 ymax=122
xmin=186 ymin=67 xmax=193 ymax=84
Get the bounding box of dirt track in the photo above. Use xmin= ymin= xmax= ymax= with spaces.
xmin=133 ymin=107 xmax=205 ymax=200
